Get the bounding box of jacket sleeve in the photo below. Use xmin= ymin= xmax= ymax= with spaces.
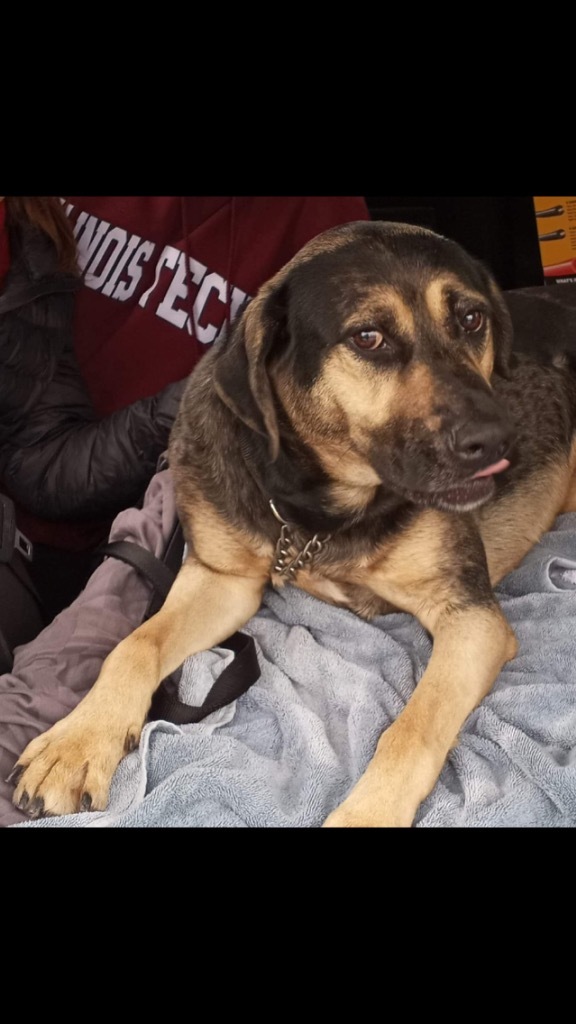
xmin=0 ymin=344 xmax=187 ymax=521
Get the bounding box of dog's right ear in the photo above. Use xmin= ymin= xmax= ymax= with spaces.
xmin=212 ymin=281 xmax=288 ymax=461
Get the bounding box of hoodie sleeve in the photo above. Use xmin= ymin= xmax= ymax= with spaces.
xmin=0 ymin=343 xmax=186 ymax=521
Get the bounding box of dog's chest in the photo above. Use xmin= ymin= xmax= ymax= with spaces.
xmin=265 ymin=501 xmax=402 ymax=619
xmin=273 ymin=566 xmax=394 ymax=619
xmin=270 ymin=518 xmax=331 ymax=581
xmin=269 ymin=532 xmax=395 ymax=620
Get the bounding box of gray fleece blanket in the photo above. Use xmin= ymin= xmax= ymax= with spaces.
xmin=15 ymin=512 xmax=576 ymax=828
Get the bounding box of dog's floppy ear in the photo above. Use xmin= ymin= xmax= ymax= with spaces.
xmin=212 ymin=280 xmax=288 ymax=460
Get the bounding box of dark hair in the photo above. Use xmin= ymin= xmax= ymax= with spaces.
xmin=5 ymin=197 xmax=78 ymax=274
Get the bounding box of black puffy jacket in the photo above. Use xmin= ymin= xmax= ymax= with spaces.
xmin=0 ymin=220 xmax=185 ymax=521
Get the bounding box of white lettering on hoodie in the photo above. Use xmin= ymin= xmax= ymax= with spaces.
xmin=65 ymin=202 xmax=250 ymax=346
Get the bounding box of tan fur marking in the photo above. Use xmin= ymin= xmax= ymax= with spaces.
xmin=273 ymin=367 xmax=375 ymax=518
xmin=342 ymin=287 xmax=415 ymax=336
xmin=426 ymin=276 xmax=494 ymax=382
xmin=478 ymin=458 xmax=572 ymax=584
xmin=293 ymin=574 xmax=351 ymax=607
xmin=314 ymin=346 xmax=398 ymax=435
xmin=184 ymin=494 xmax=274 ymax=578
xmin=328 ymin=481 xmax=378 ymax=514
xmin=356 ymin=509 xmax=464 ymax=623
xmin=317 ymin=445 xmax=380 ymax=514
xmin=478 ymin=333 xmax=495 ymax=380
xmin=424 ymin=275 xmax=486 ymax=323
xmin=318 ymin=448 xmax=381 ymax=488
xmin=391 ymin=362 xmax=441 ymax=428
xmin=272 ymin=366 xmax=380 ymax=516
xmin=273 ymin=365 xmax=349 ymax=445
xmin=559 ymin=436 xmax=576 ymax=513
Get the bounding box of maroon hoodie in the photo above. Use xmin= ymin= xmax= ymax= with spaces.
xmin=10 ymin=196 xmax=369 ymax=552
xmin=64 ymin=196 xmax=370 ymax=415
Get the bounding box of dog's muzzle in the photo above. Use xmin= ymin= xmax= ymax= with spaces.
xmin=446 ymin=416 xmax=511 ymax=475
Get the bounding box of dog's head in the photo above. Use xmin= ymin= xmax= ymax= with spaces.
xmin=213 ymin=220 xmax=514 ymax=514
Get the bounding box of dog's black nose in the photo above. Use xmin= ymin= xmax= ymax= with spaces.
xmin=448 ymin=420 xmax=510 ymax=470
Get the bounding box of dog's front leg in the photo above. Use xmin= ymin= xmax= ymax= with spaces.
xmin=10 ymin=557 xmax=266 ymax=818
xmin=324 ymin=513 xmax=518 ymax=828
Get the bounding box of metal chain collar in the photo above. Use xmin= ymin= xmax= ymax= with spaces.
xmin=269 ymin=499 xmax=331 ymax=581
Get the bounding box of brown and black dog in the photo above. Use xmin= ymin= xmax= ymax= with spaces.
xmin=10 ymin=221 xmax=576 ymax=826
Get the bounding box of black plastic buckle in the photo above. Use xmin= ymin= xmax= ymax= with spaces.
xmin=0 ymin=494 xmax=33 ymax=563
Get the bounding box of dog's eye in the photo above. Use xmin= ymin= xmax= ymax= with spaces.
xmin=459 ymin=310 xmax=484 ymax=333
xmin=351 ymin=330 xmax=386 ymax=351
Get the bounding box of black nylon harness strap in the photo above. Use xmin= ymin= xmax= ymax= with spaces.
xmin=100 ymin=533 xmax=261 ymax=725
xmin=149 ymin=630 xmax=260 ymax=724
xmin=100 ymin=540 xmax=176 ymax=601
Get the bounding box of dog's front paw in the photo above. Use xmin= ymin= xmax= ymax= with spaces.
xmin=8 ymin=715 xmax=141 ymax=819
xmin=322 ymin=774 xmax=415 ymax=828
xmin=323 ymin=802 xmax=412 ymax=828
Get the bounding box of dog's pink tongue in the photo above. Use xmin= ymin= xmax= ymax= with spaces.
xmin=472 ymin=458 xmax=510 ymax=480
